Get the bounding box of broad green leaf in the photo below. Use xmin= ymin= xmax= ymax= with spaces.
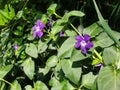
xmin=97 ymin=66 xmax=120 ymax=90
xmin=61 ymin=59 xmax=81 ymax=85
xmin=94 ymin=32 xmax=114 ymax=48
xmin=22 ymin=58 xmax=35 ymax=80
xmin=49 ymin=77 xmax=74 ymax=90
xmin=58 ymin=37 xmax=76 ymax=58
xmin=38 ymin=39 xmax=48 ymax=53
xmin=10 ymin=80 xmax=21 ymax=90
xmin=82 ymin=72 xmax=97 ymax=89
xmin=25 ymin=43 xmax=38 ymax=58
xmin=47 ymin=3 xmax=57 ymax=15
xmin=103 ymin=46 xmax=120 ymax=65
xmin=25 ymin=85 xmax=32 ymax=90
xmin=34 ymin=81 xmax=49 ymax=90
xmin=83 ymin=22 xmax=103 ymax=38
xmin=0 ymin=64 xmax=13 ymax=78
xmin=46 ymin=55 xmax=58 ymax=67
xmin=71 ymin=48 xmax=90 ymax=61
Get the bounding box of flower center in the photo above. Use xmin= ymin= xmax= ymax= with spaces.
xmin=80 ymin=40 xmax=86 ymax=47
xmin=36 ymin=26 xmax=40 ymax=32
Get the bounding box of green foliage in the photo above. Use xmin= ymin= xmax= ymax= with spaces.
xmin=1 ymin=0 xmax=120 ymax=90
xmin=97 ymin=66 xmax=120 ymax=90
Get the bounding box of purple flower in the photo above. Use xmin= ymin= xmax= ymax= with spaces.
xmin=95 ymin=63 xmax=103 ymax=68
xmin=13 ymin=44 xmax=19 ymax=50
xmin=32 ymin=20 xmax=45 ymax=38
xmin=59 ymin=31 xmax=64 ymax=37
xmin=74 ymin=34 xmax=93 ymax=54
xmin=47 ymin=16 xmax=52 ymax=28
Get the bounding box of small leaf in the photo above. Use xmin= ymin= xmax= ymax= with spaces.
xmin=58 ymin=37 xmax=76 ymax=58
xmin=0 ymin=64 xmax=13 ymax=78
xmin=103 ymin=46 xmax=120 ymax=65
xmin=83 ymin=22 xmax=103 ymax=38
xmin=22 ymin=58 xmax=35 ymax=80
xmin=46 ymin=55 xmax=58 ymax=67
xmin=34 ymin=81 xmax=49 ymax=90
xmin=71 ymin=48 xmax=90 ymax=61
xmin=16 ymin=10 xmax=23 ymax=19
xmin=94 ymin=32 xmax=114 ymax=48
xmin=38 ymin=39 xmax=48 ymax=53
xmin=82 ymin=72 xmax=97 ymax=89
xmin=61 ymin=59 xmax=81 ymax=85
xmin=10 ymin=80 xmax=21 ymax=90
xmin=24 ymin=85 xmax=33 ymax=90
xmin=25 ymin=43 xmax=38 ymax=58
xmin=47 ymin=3 xmax=57 ymax=15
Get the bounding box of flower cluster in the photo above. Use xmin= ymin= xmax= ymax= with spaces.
xmin=74 ymin=34 xmax=93 ymax=54
xmin=32 ymin=20 xmax=45 ymax=38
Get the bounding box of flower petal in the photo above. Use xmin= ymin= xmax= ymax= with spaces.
xmin=40 ymin=22 xmax=45 ymax=29
xmin=37 ymin=31 xmax=43 ymax=38
xmin=86 ymin=42 xmax=93 ymax=49
xmin=84 ymin=34 xmax=90 ymax=42
xmin=74 ymin=42 xmax=80 ymax=48
xmin=80 ymin=46 xmax=87 ymax=54
xmin=32 ymin=25 xmax=37 ymax=31
xmin=75 ymin=35 xmax=83 ymax=41
xmin=33 ymin=31 xmax=37 ymax=38
xmin=37 ymin=20 xmax=41 ymax=26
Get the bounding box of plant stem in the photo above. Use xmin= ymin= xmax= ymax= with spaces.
xmin=0 ymin=78 xmax=13 ymax=87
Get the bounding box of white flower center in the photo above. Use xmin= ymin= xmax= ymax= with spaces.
xmin=36 ymin=27 xmax=40 ymax=32
xmin=80 ymin=40 xmax=86 ymax=47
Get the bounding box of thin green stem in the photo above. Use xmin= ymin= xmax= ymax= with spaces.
xmin=54 ymin=12 xmax=62 ymax=18
xmin=94 ymin=49 xmax=102 ymax=61
xmin=0 ymin=78 xmax=13 ymax=87
xmin=77 ymin=84 xmax=84 ymax=90
xmin=70 ymin=23 xmax=82 ymax=36
xmin=53 ymin=12 xmax=82 ymax=35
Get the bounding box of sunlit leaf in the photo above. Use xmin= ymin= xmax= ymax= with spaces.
xmin=22 ymin=58 xmax=35 ymax=80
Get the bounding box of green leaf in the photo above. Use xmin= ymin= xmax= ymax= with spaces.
xmin=25 ymin=43 xmax=38 ymax=58
xmin=58 ymin=37 xmax=76 ymax=58
xmin=47 ymin=3 xmax=57 ymax=15
xmin=16 ymin=10 xmax=23 ymax=19
xmin=49 ymin=77 xmax=74 ymax=90
xmin=10 ymin=80 xmax=21 ymax=90
xmin=24 ymin=85 xmax=32 ymax=90
xmin=51 ymin=11 xmax=84 ymax=35
xmin=38 ymin=39 xmax=48 ymax=53
xmin=61 ymin=59 xmax=81 ymax=85
xmin=46 ymin=55 xmax=58 ymax=67
xmin=94 ymin=32 xmax=114 ymax=48
xmin=71 ymin=48 xmax=90 ymax=61
xmin=0 ymin=4 xmax=15 ymax=26
xmin=0 ymin=64 xmax=13 ymax=78
xmin=82 ymin=72 xmax=97 ymax=89
xmin=39 ymin=66 xmax=50 ymax=75
xmin=34 ymin=81 xmax=49 ymax=90
xmin=22 ymin=58 xmax=35 ymax=80
xmin=97 ymin=66 xmax=120 ymax=90
xmin=83 ymin=22 xmax=103 ymax=38
xmin=103 ymin=46 xmax=120 ymax=65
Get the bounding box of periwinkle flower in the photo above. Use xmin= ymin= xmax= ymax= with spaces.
xmin=59 ymin=31 xmax=64 ymax=37
xmin=47 ymin=16 xmax=52 ymax=29
xmin=95 ymin=63 xmax=103 ymax=69
xmin=32 ymin=20 xmax=45 ymax=38
xmin=74 ymin=34 xmax=93 ymax=54
xmin=13 ymin=44 xmax=19 ymax=50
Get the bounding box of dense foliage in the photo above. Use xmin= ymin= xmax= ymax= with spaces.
xmin=0 ymin=0 xmax=120 ymax=90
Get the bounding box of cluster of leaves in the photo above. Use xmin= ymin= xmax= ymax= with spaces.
xmin=1 ymin=0 xmax=120 ymax=90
